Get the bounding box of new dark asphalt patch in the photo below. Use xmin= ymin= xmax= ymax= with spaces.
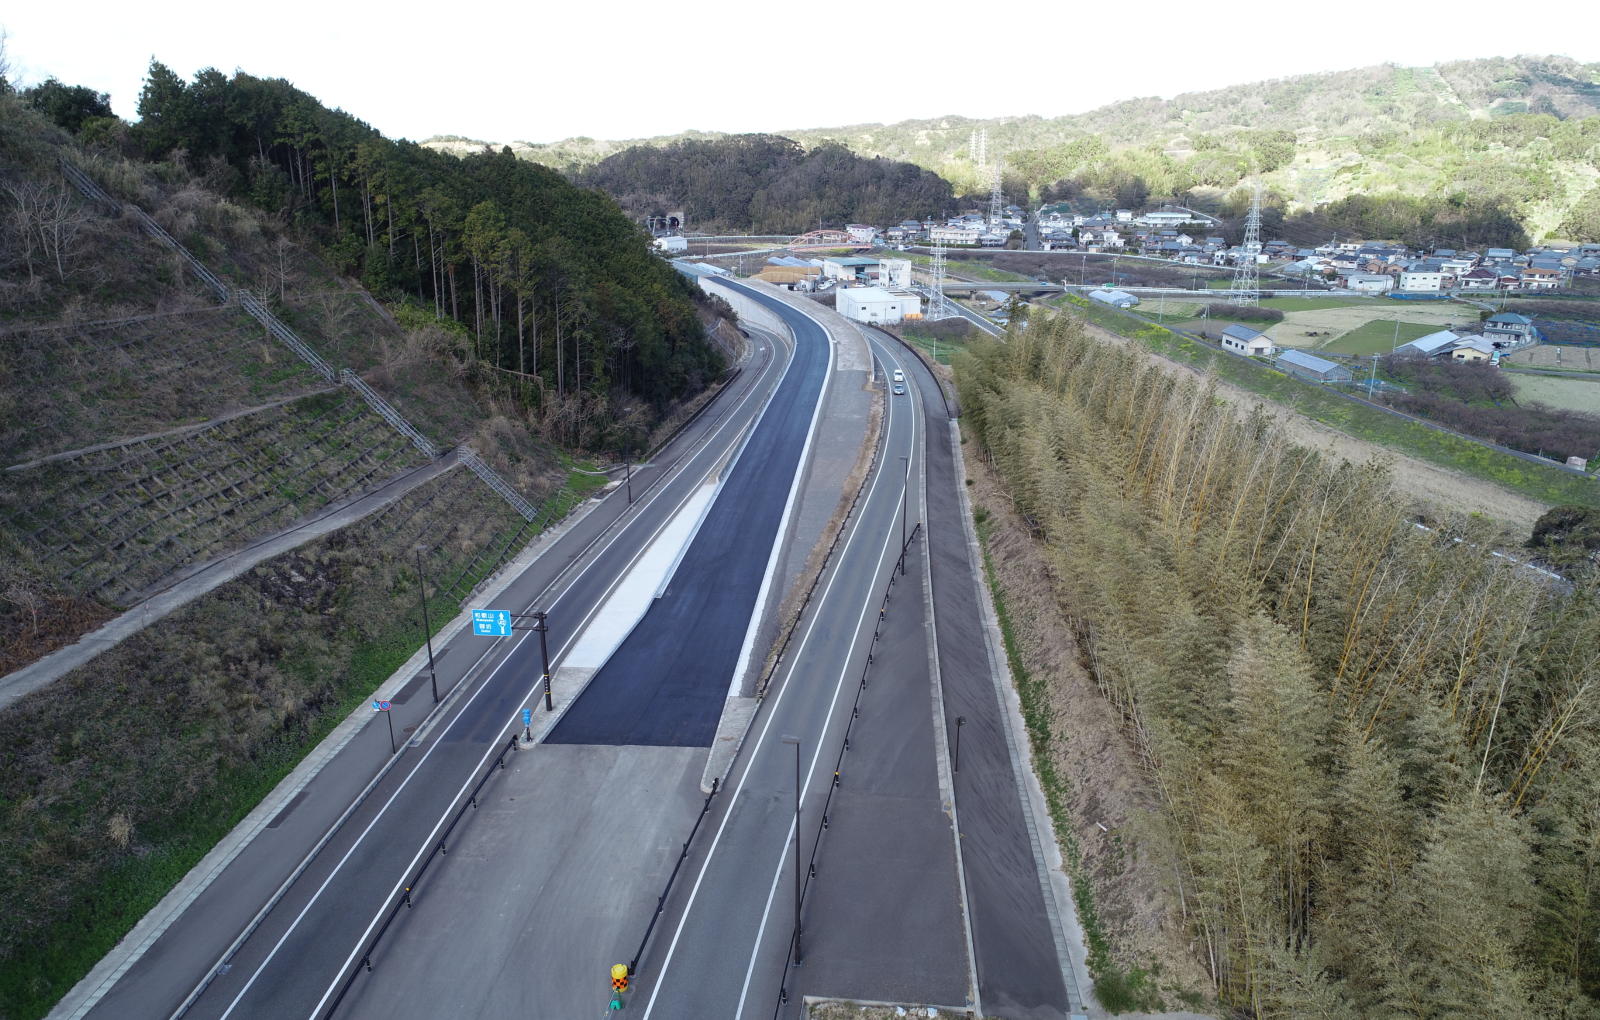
xmin=548 ymin=288 xmax=828 ymax=747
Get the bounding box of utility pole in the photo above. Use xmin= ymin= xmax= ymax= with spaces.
xmin=625 ymin=460 xmax=633 ymax=505
xmin=1368 ymin=354 xmax=1379 ymax=398
xmin=415 ymin=547 xmax=439 ymax=703
xmin=780 ymin=735 xmax=803 ymax=967
xmin=533 ymin=610 xmax=552 ymax=711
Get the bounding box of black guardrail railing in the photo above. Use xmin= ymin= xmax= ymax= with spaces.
xmin=321 ymin=735 xmax=520 ymax=1018
xmin=626 ymin=777 xmax=720 ymax=977
xmin=772 ymin=521 xmax=922 ymax=1014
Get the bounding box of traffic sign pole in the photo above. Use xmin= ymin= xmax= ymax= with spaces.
xmin=373 ymin=700 xmax=396 ymax=754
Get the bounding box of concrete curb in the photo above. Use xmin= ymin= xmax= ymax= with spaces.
xmin=46 ymin=489 xmax=609 ymax=1020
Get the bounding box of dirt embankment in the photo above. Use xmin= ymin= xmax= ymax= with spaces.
xmin=966 ymin=449 xmax=1215 ymax=1010
xmin=1072 ymin=318 xmax=1549 ymax=532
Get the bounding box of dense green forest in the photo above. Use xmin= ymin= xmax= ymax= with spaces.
xmin=959 ymin=315 xmax=1600 ymax=1016
xmin=576 ymin=134 xmax=953 ymax=234
xmin=114 ymin=62 xmax=722 ymax=447
xmin=496 ymin=56 xmax=1600 ymax=243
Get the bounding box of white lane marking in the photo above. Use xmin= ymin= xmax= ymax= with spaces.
xmin=727 ymin=296 xmax=837 ymax=695
xmin=643 ymin=340 xmax=916 ymax=1019
xmin=731 ymin=340 xmax=920 ymax=1016
xmin=210 ymin=329 xmax=791 ymax=1020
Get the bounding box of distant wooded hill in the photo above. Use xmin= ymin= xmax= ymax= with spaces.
xmin=443 ymin=56 xmax=1600 ymax=243
xmin=575 ymin=135 xmax=955 ymax=235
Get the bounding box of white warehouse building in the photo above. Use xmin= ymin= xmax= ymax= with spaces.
xmin=838 ymin=287 xmax=922 ymax=325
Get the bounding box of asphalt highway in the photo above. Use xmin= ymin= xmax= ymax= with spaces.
xmin=76 ymin=314 xmax=799 ymax=1020
xmin=548 ymin=283 xmax=831 ymax=747
xmin=638 ymin=332 xmax=928 ymax=1018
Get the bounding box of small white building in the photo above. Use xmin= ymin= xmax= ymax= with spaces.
xmin=1341 ymin=272 xmax=1393 ymax=293
xmin=838 ymin=286 xmax=922 ymax=325
xmin=846 ymin=224 xmax=879 ymax=244
xmin=875 ymin=258 xmax=913 ymax=289
xmin=1220 ymin=323 xmax=1276 ymax=357
xmin=654 ymin=235 xmax=688 ymax=253
xmin=1399 ymin=267 xmax=1445 ymax=292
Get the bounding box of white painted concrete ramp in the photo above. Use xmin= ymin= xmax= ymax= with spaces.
xmin=562 ymin=482 xmax=719 ymax=670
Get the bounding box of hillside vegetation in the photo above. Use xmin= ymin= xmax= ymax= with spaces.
xmin=576 ymin=134 xmax=953 ymax=234
xmin=958 ymin=316 xmax=1600 ymax=1016
xmin=495 ymin=56 xmax=1600 ymax=244
xmin=0 ymin=59 xmax=725 ymax=1019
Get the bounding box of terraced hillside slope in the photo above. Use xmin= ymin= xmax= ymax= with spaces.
xmin=0 ymin=81 xmax=727 ymax=1020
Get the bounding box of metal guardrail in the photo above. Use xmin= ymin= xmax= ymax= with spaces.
xmin=59 ymin=161 xmax=553 ymax=522
xmin=320 ymin=736 xmax=520 ymax=1018
xmin=772 ymin=522 xmax=922 ymax=1015
xmin=60 ymin=160 xmax=231 ymax=302
xmin=458 ymin=447 xmax=538 ymax=522
xmin=237 ymin=291 xmax=339 ymax=382
xmin=339 ymin=369 xmax=438 ymax=459
xmin=626 ymin=778 xmax=720 ymax=977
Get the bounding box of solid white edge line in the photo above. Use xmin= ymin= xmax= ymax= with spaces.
xmin=641 ymin=339 xmax=910 ymax=1019
xmin=207 ymin=328 xmax=788 ymax=1020
xmin=726 ymin=293 xmax=837 ymax=697
xmin=730 ymin=341 xmax=918 ymax=1017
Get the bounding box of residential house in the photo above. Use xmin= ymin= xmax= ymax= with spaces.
xmin=1483 ymin=312 xmax=1536 ymax=343
xmin=1520 ymin=267 xmax=1562 ymax=290
xmin=1450 ymin=337 xmax=1499 ymax=363
xmin=1220 ymin=323 xmax=1276 ymax=357
xmin=1341 ymin=272 xmax=1394 ymax=293
xmin=1276 ymin=349 xmax=1354 ymax=383
xmin=1457 ymin=267 xmax=1500 ymax=291
xmin=929 ymin=225 xmax=981 ymax=246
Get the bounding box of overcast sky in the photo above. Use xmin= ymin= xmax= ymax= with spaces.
xmin=6 ymin=1 xmax=1599 ymax=144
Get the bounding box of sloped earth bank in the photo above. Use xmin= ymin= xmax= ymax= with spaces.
xmin=1070 ymin=316 xmax=1548 ymax=532
xmin=965 ymin=449 xmax=1217 ymax=1015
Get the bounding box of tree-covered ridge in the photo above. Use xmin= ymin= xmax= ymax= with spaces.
xmin=959 ymin=315 xmax=1600 ymax=1016
xmin=507 ymin=56 xmax=1600 ymax=242
xmin=575 ymin=134 xmax=954 ymax=234
xmin=131 ymin=63 xmax=722 ymax=447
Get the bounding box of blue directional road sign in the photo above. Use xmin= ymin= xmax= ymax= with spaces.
xmin=522 ymin=708 xmax=533 ymax=727
xmin=372 ymin=700 xmax=391 ymax=711
xmin=472 ymin=609 xmax=513 ymax=637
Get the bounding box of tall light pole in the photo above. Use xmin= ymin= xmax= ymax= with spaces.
xmin=533 ymin=610 xmax=552 ymax=711
xmin=625 ymin=459 xmax=633 ymax=505
xmin=414 ymin=546 xmax=438 ymax=704
xmin=780 ymin=734 xmax=803 ymax=966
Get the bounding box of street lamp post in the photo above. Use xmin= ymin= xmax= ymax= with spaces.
xmin=898 ymin=455 xmax=911 ymax=576
xmin=415 ymin=546 xmax=438 ymax=704
xmin=625 ymin=459 xmax=633 ymax=505
xmin=533 ymin=610 xmax=552 ymax=711
xmin=954 ymin=716 xmax=966 ymax=773
xmin=780 ymin=734 xmax=803 ymax=966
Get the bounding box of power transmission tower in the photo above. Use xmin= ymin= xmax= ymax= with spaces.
xmin=1227 ymin=178 xmax=1263 ymax=306
xmin=928 ymin=241 xmax=950 ymax=320
xmin=989 ymin=158 xmax=1005 ymax=232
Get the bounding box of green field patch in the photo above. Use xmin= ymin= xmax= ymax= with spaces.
xmin=1320 ymin=320 xmax=1437 ymax=355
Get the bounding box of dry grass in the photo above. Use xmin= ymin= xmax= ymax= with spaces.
xmin=1512 ymin=345 xmax=1600 ymax=371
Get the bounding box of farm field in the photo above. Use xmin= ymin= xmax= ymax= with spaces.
xmin=1268 ymin=300 xmax=1474 ymax=351
xmin=1508 ymin=345 xmax=1600 ymax=371
xmin=1320 ymin=320 xmax=1439 ymax=355
xmin=1511 ymin=373 xmax=1600 ymax=413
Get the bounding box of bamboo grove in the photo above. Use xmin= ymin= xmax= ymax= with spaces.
xmin=956 ymin=316 xmax=1600 ymax=1017
xmin=128 ymin=63 xmax=722 ymax=447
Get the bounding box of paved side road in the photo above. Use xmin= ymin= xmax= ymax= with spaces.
xmin=900 ymin=331 xmax=1089 ymax=1018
